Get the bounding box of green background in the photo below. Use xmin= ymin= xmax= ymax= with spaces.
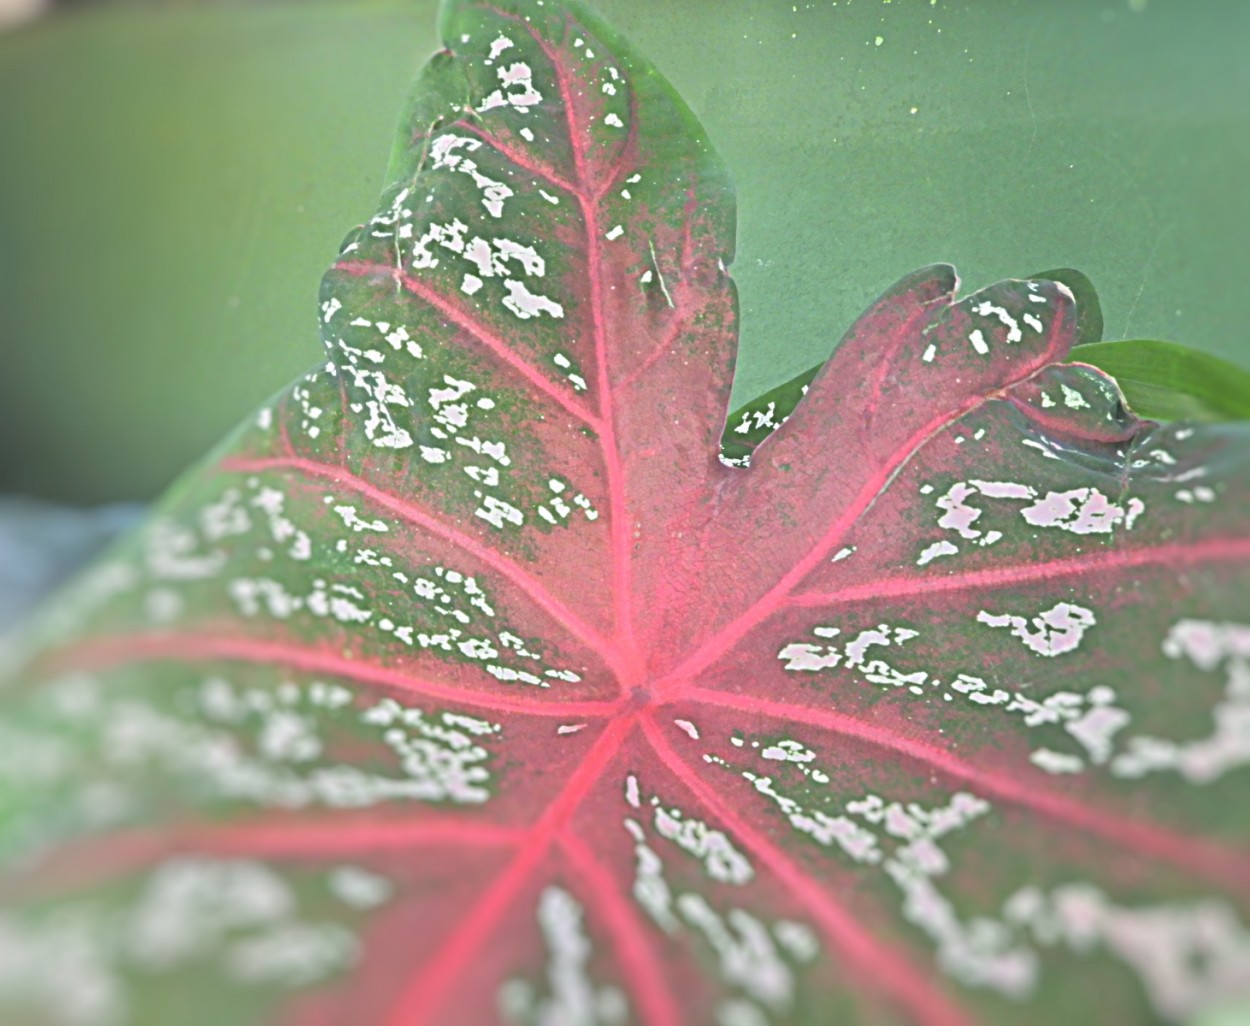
xmin=1 ymin=0 xmax=1248 ymax=502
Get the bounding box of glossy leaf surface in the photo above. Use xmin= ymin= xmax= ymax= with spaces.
xmin=2 ymin=1 xmax=1249 ymax=1024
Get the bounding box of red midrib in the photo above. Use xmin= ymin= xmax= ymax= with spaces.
xmin=559 ymin=831 xmax=681 ymax=1026
xmin=385 ymin=713 xmax=638 ymax=1026
xmin=676 ymin=686 xmax=1250 ymax=895
xmin=537 ymin=17 xmax=639 ymax=661
xmin=220 ymin=455 xmax=618 ymax=668
xmin=49 ymin=632 xmax=623 ymax=720
xmin=641 ymin=714 xmax=976 ymax=1026
xmin=439 ymin=4 xmax=640 ymax=675
xmin=654 ymin=322 xmax=1078 ymax=697
xmin=334 ymin=259 xmax=601 ymax=432
xmin=12 ymin=816 xmax=522 ymax=906
xmin=790 ymin=535 xmax=1250 ymax=609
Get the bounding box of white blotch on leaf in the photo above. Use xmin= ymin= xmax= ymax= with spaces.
xmin=1020 ymin=488 xmax=1144 ymax=535
xmin=920 ymin=479 xmax=1145 ymax=564
xmin=620 ymin=781 xmax=819 ymax=1010
xmin=478 ymin=61 xmax=543 ymax=115
xmin=498 ymin=887 xmax=627 ymax=1026
xmin=1029 ymin=748 xmax=1084 ymax=774
xmin=1112 ymin=619 xmax=1250 ymax=783
xmin=430 ymin=134 xmax=514 ymax=218
xmin=144 ymin=520 xmax=225 ymax=582
xmin=1005 ymin=884 xmax=1250 ymax=1022
xmin=977 ymin=601 xmax=1096 ymax=658
xmin=779 ymin=623 xmax=929 ymax=691
xmin=653 ymin=804 xmax=753 ymax=885
xmin=502 ymin=279 xmax=564 ymax=320
xmin=972 ymin=299 xmax=1023 ymax=343
xmin=744 ymin=771 xmax=879 ymax=863
xmin=678 ymin=896 xmax=798 ymax=1012
xmin=327 ymin=866 xmax=394 ymax=910
xmin=486 ymin=34 xmax=514 ymax=63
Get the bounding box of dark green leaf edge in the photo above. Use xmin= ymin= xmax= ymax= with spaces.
xmin=1028 ymin=267 xmax=1104 ymax=347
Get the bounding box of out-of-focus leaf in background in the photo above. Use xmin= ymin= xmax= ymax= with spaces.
xmin=0 ymin=1 xmax=436 ymax=501
xmin=1 ymin=0 xmax=1248 ymax=503
xmin=0 ymin=496 xmax=142 ymax=634
xmin=0 ymin=0 xmax=47 ymax=31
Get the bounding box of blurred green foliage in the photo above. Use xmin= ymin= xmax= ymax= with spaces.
xmin=1 ymin=0 xmax=1248 ymax=502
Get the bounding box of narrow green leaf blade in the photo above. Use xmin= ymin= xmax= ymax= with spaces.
xmin=1074 ymin=339 xmax=1250 ymax=422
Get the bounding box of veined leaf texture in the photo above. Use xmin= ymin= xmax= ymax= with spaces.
xmin=1 ymin=1 xmax=1248 ymax=1024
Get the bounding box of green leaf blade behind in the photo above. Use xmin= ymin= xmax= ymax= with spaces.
xmin=1073 ymin=340 xmax=1250 ymax=423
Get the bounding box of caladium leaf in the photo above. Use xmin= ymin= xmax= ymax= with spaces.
xmin=3 ymin=1 xmax=1250 ymax=1024
xmin=723 ymin=328 xmax=1250 ymax=471
xmin=723 ymin=266 xmax=1106 ymax=467
xmin=721 ymin=333 xmax=1250 ymax=470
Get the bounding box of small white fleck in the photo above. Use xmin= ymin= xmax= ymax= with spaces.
xmin=917 ymin=540 xmax=959 ymax=566
xmin=625 ymin=774 xmax=641 ymax=808
xmin=1030 ymin=748 xmax=1085 ymax=775
xmin=487 ymin=34 xmax=514 ymax=62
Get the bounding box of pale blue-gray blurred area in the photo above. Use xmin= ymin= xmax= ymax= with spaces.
xmin=0 ymin=497 xmax=143 ymax=634
xmin=0 ymin=0 xmax=1248 ymax=620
